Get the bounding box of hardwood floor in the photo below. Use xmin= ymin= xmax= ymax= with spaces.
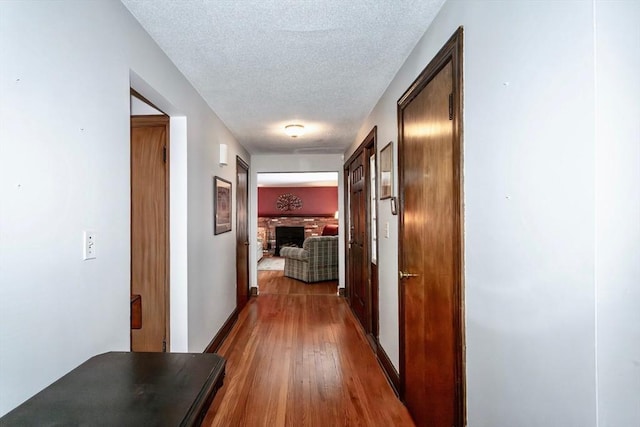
xmin=203 ymin=271 xmax=414 ymax=426
xmin=258 ymin=269 xmax=338 ymax=295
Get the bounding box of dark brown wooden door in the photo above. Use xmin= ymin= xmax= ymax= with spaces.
xmin=348 ymin=151 xmax=368 ymax=330
xmin=398 ymin=29 xmax=464 ymax=427
xmin=131 ymin=115 xmax=169 ymax=352
xmin=236 ymin=157 xmax=250 ymax=311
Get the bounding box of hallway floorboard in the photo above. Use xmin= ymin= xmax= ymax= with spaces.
xmin=204 ymin=271 xmax=414 ymax=426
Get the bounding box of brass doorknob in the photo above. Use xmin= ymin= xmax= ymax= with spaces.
xmin=399 ymin=271 xmax=419 ymax=280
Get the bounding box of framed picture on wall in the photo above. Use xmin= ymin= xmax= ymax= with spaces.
xmin=380 ymin=141 xmax=393 ymax=199
xmin=214 ymin=176 xmax=232 ymax=234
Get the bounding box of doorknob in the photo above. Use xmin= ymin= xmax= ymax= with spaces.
xmin=399 ymin=271 xmax=419 ymax=280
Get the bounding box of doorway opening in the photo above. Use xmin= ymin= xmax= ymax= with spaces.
xmin=344 ymin=127 xmax=379 ymax=351
xmin=256 ymin=172 xmax=339 ymax=295
xmin=130 ymin=90 xmax=170 ymax=352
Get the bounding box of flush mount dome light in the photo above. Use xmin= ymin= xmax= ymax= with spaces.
xmin=284 ymin=124 xmax=305 ymax=138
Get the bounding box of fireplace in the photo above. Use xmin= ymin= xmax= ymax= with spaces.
xmin=275 ymin=226 xmax=305 ymax=256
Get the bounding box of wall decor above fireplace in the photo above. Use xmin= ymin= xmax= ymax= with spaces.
xmin=276 ymin=193 xmax=303 ymax=212
xmin=258 ymin=187 xmax=337 ymax=217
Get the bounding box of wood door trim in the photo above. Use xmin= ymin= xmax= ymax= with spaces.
xmin=366 ymin=133 xmax=379 ymax=343
xmin=130 ymin=114 xmax=170 ymax=351
xmin=235 ymin=156 xmax=250 ymax=312
xmin=130 ymin=89 xmax=168 ymax=116
xmin=131 ymin=115 xmax=168 ymax=127
xmin=342 ymin=163 xmax=350 ymax=300
xmin=397 ymin=26 xmax=465 ymax=424
xmin=343 ymin=127 xmax=378 ymax=341
xmin=344 ymin=126 xmax=377 ymax=165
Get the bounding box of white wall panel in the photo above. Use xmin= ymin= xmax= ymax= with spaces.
xmin=595 ymin=1 xmax=640 ymax=425
xmin=0 ymin=0 xmax=246 ymax=414
xmin=345 ymin=1 xmax=631 ymax=425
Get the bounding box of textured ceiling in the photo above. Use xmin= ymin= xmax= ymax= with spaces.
xmin=121 ymin=0 xmax=445 ymax=154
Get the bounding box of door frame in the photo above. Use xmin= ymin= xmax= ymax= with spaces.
xmin=397 ymin=27 xmax=465 ymax=423
xmin=129 ymin=97 xmax=170 ymax=352
xmin=344 ymin=127 xmax=378 ymax=345
xmin=236 ymin=156 xmax=250 ymax=312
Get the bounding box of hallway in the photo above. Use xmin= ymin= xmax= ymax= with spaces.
xmin=204 ymin=272 xmax=414 ymax=426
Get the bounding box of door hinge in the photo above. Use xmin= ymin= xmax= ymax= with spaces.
xmin=448 ymin=93 xmax=454 ymax=120
xmin=162 ymin=339 xmax=167 ymax=352
xmin=162 ymin=146 xmax=167 ymax=163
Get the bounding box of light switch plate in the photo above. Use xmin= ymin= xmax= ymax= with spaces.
xmin=83 ymin=231 xmax=96 ymax=260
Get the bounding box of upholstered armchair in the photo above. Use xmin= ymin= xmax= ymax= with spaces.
xmin=280 ymin=235 xmax=338 ymax=283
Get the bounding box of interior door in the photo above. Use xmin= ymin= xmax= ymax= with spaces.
xmin=131 ymin=115 xmax=169 ymax=352
xmin=236 ymin=157 xmax=250 ymax=311
xmin=398 ymin=29 xmax=464 ymax=427
xmin=348 ymin=150 xmax=369 ymax=330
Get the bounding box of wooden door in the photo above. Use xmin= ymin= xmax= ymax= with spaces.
xmin=131 ymin=115 xmax=169 ymax=352
xmin=348 ymin=150 xmax=369 ymax=331
xmin=398 ymin=29 xmax=464 ymax=427
xmin=236 ymin=157 xmax=250 ymax=311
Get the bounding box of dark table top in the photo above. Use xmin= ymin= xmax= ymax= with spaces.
xmin=0 ymin=351 xmax=225 ymax=427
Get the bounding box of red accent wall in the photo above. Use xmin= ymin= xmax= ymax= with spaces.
xmin=258 ymin=187 xmax=338 ymax=216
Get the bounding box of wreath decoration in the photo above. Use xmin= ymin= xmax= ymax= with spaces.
xmin=276 ymin=193 xmax=303 ymax=211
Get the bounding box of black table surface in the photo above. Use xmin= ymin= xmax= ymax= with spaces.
xmin=0 ymin=351 xmax=226 ymax=427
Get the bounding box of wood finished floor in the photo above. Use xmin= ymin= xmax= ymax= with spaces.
xmin=203 ymin=270 xmax=415 ymax=427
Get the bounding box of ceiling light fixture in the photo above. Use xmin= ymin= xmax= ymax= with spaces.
xmin=284 ymin=124 xmax=305 ymax=138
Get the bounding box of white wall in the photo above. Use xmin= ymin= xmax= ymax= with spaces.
xmin=250 ymin=154 xmax=345 ymax=290
xmin=348 ymin=0 xmax=638 ymax=425
xmin=594 ymin=1 xmax=640 ymax=425
xmin=0 ymin=0 xmax=247 ymax=415
xmin=168 ymin=116 xmax=189 ymax=352
xmin=130 ymin=95 xmax=163 ymax=115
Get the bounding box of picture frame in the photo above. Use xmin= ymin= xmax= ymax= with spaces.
xmin=214 ymin=176 xmax=232 ymax=235
xmin=380 ymin=141 xmax=393 ymax=199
